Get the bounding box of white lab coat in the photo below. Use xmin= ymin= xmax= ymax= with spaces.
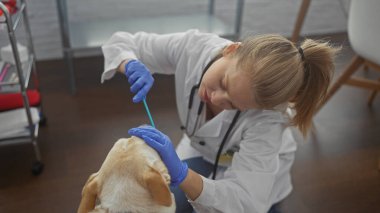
xmin=101 ymin=29 xmax=298 ymax=213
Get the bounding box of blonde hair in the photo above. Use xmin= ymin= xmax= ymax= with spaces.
xmin=234 ymin=34 xmax=340 ymax=137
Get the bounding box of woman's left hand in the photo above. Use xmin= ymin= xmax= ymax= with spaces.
xmin=128 ymin=126 xmax=188 ymax=187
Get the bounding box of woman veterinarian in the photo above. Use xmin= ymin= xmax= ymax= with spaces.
xmin=101 ymin=30 xmax=338 ymax=213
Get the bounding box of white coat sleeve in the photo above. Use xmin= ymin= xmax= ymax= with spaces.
xmin=101 ymin=31 xmax=186 ymax=83
xmin=189 ymin=123 xmax=284 ymax=213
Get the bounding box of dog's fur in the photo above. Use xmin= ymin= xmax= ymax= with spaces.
xmin=78 ymin=137 xmax=176 ymax=213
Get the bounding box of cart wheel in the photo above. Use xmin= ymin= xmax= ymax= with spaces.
xmin=39 ymin=114 xmax=47 ymax=126
xmin=32 ymin=161 xmax=44 ymax=176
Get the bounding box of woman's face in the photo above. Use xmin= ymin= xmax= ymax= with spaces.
xmin=198 ymin=51 xmax=257 ymax=111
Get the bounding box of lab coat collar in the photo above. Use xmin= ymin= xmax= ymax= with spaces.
xmin=273 ymin=102 xmax=288 ymax=112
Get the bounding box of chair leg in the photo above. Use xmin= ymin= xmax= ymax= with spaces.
xmin=317 ymin=56 xmax=364 ymax=112
xmin=367 ymin=77 xmax=380 ymax=106
xmin=291 ymin=0 xmax=311 ymax=43
xmin=363 ymin=65 xmax=369 ymax=72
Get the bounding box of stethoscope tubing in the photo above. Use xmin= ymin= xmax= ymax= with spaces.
xmin=181 ymin=53 xmax=241 ymax=179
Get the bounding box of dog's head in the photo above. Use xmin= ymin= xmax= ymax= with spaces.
xmin=78 ymin=136 xmax=175 ymax=213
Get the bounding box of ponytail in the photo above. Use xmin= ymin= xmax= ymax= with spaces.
xmin=234 ymin=35 xmax=340 ymax=137
xmin=292 ymin=39 xmax=340 ymax=136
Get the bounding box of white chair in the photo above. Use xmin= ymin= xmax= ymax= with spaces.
xmin=322 ymin=0 xmax=380 ymax=107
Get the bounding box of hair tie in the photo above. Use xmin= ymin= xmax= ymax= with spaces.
xmin=298 ymin=47 xmax=305 ymax=61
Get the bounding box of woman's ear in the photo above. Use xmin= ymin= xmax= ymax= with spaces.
xmin=222 ymin=42 xmax=241 ymax=56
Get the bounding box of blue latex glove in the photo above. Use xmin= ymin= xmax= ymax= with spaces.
xmin=124 ymin=59 xmax=154 ymax=103
xmin=128 ymin=126 xmax=188 ymax=187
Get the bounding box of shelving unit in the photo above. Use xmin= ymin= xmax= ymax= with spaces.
xmin=0 ymin=0 xmax=44 ymax=175
xmin=56 ymin=0 xmax=245 ymax=94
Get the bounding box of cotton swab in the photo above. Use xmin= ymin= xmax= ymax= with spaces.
xmin=142 ymin=98 xmax=156 ymax=128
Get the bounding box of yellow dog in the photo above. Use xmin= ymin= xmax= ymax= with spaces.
xmin=78 ymin=137 xmax=176 ymax=213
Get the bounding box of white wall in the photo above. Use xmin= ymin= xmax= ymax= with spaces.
xmin=0 ymin=0 xmax=350 ymax=61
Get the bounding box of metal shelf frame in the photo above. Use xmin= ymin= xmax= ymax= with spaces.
xmin=0 ymin=0 xmax=43 ymax=170
xmin=56 ymin=0 xmax=245 ymax=94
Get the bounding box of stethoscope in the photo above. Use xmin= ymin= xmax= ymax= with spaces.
xmin=180 ymin=54 xmax=241 ymax=179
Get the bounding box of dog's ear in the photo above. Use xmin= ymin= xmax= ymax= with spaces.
xmin=78 ymin=172 xmax=99 ymax=213
xmin=144 ymin=166 xmax=172 ymax=207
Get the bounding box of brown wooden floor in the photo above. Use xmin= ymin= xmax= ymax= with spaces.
xmin=0 ymin=33 xmax=379 ymax=213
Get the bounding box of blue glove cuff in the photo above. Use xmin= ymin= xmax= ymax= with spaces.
xmin=124 ymin=59 xmax=138 ymax=76
xmin=170 ymin=162 xmax=189 ymax=187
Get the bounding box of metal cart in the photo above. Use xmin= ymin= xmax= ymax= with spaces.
xmin=0 ymin=0 xmax=44 ymax=175
xmin=56 ymin=0 xmax=245 ymax=95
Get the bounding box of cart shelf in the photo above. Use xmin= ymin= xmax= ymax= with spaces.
xmin=0 ymin=107 xmax=39 ymax=144
xmin=0 ymin=54 xmax=34 ymax=90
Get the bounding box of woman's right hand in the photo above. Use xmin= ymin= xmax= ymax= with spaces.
xmin=124 ymin=59 xmax=154 ymax=103
xmin=128 ymin=126 xmax=189 ymax=187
